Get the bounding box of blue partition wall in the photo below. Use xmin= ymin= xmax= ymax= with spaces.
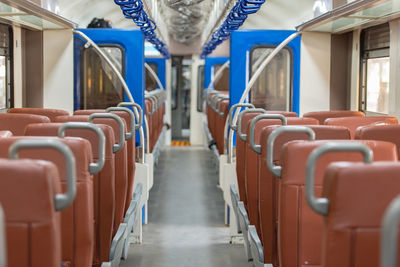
xmin=74 ymin=28 xmax=145 ymax=144
xmin=145 ymin=57 xmax=166 ymax=89
xmin=229 ymin=30 xmax=301 ymax=114
xmin=204 ymin=57 xmax=229 ymax=90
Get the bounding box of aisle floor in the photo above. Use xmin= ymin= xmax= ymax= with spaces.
xmin=121 ymin=147 xmax=249 ymax=267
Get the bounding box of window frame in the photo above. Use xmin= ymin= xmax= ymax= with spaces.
xmin=80 ymin=44 xmax=126 ymax=110
xmin=359 ymin=23 xmax=390 ymax=115
xmin=0 ymin=23 xmax=13 ymax=111
xmin=249 ymin=45 xmax=294 ymax=112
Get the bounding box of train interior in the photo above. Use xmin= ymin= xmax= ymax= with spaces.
xmin=2 ymin=0 xmax=400 ymax=266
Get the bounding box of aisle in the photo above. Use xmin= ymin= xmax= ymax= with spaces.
xmin=121 ymin=147 xmax=249 ymax=267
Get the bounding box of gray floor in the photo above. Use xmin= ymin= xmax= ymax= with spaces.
xmin=121 ymin=147 xmax=249 ymax=267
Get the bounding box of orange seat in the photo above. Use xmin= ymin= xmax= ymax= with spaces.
xmin=325 ymin=116 xmax=398 ymax=138
xmin=303 ymin=110 xmax=365 ymax=124
xmin=355 ymin=124 xmax=400 ymax=157
xmin=55 ymin=115 xmax=127 ymax=236
xmin=244 ymin=116 xmax=319 ymax=237
xmin=279 ymin=140 xmax=398 ymax=267
xmin=0 ymin=159 xmax=62 ymax=267
xmin=215 ymin=99 xmax=229 ymax=154
xmin=258 ymin=125 xmax=350 ymax=265
xmin=318 ymin=162 xmax=400 ymax=267
xmin=8 ymin=107 xmax=69 ymax=122
xmin=25 ymin=122 xmax=116 ymax=267
xmin=145 ymin=99 xmax=153 ymax=152
xmin=74 ymin=109 xmax=135 ymax=214
xmin=0 ymin=136 xmax=94 ymax=267
xmin=0 ymin=113 xmax=50 ymax=135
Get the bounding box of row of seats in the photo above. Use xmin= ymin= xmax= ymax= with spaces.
xmin=224 ymin=107 xmax=400 ymax=266
xmin=145 ymin=89 xmax=166 ymax=153
xmin=0 ymin=105 xmax=147 ymax=267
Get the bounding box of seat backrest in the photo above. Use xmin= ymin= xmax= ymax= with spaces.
xmin=258 ymin=125 xmax=351 ymax=265
xmin=25 ymin=122 xmax=115 ymax=266
xmin=279 ymin=140 xmax=398 ymax=267
xmin=215 ymin=100 xmax=229 ymax=154
xmin=74 ymin=109 xmax=135 ymax=214
xmin=266 ymin=111 xmax=298 ymax=117
xmin=0 ymin=136 xmax=94 ymax=267
xmin=55 ymin=115 xmax=127 ymax=236
xmin=0 ymin=131 xmax=12 ymax=138
xmin=8 ymin=108 xmax=69 ymax=122
xmin=322 ymin=162 xmax=400 ymax=267
xmin=303 ymin=110 xmax=365 ymax=124
xmin=0 ymin=158 xmax=62 ymax=267
xmin=325 ymin=116 xmax=398 ymax=139
xmin=0 ymin=113 xmax=50 ymax=135
xmin=355 ymin=124 xmax=400 ymax=157
xmin=244 ymin=117 xmax=319 ymax=236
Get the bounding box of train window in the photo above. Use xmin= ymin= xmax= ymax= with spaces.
xmin=250 ymin=46 xmax=293 ymax=111
xmin=360 ymin=23 xmax=390 ymax=114
xmin=197 ymin=65 xmax=204 ymax=112
xmin=213 ymin=64 xmax=229 ymax=92
xmin=81 ymin=46 xmax=125 ymax=109
xmin=0 ymin=24 xmax=12 ymax=110
xmin=145 ymin=63 xmax=158 ymax=91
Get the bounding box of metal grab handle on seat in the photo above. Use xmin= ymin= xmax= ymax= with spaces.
xmin=9 ymin=139 xmax=77 ymax=211
xmin=209 ymin=94 xmax=220 ymax=112
xmin=381 ymin=195 xmax=400 ymax=267
xmin=305 ymin=142 xmax=373 ymax=215
xmin=216 ymin=96 xmax=230 ymax=116
xmin=89 ymin=113 xmax=125 ymax=153
xmin=237 ymin=108 xmax=265 ymax=142
xmin=106 ymin=107 xmax=135 ymax=140
xmin=118 ymin=102 xmax=143 ymax=130
xmin=228 ymin=103 xmax=255 ymax=131
xmin=59 ymin=122 xmax=105 ymax=175
xmin=267 ymin=126 xmax=315 ymax=178
xmin=249 ymin=114 xmax=287 ymax=154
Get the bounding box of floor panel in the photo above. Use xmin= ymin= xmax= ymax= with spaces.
xmin=121 ymin=147 xmax=249 ymax=267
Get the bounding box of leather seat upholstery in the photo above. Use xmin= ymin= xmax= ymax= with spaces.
xmin=279 ymin=140 xmax=397 ymax=267
xmin=74 ymin=109 xmax=135 ymax=214
xmin=0 ymin=136 xmax=94 ymax=267
xmin=0 ymin=113 xmax=50 ymax=135
xmin=55 ymin=115 xmax=128 ymax=236
xmin=258 ymin=125 xmax=351 ymax=265
xmin=303 ymin=110 xmax=365 ymax=124
xmin=8 ymin=107 xmax=69 ymax=122
xmin=215 ymin=100 xmax=229 ymax=154
xmin=321 ymin=162 xmax=400 ymax=267
xmin=25 ymin=122 xmax=116 ymax=267
xmin=355 ymin=124 xmax=400 ymax=157
xmin=244 ymin=117 xmax=319 ymax=236
xmin=324 ymin=116 xmax=398 ymax=138
xmin=0 ymin=159 xmax=62 ymax=267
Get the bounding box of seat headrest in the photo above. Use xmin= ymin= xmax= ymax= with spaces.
xmin=303 ymin=110 xmax=365 ymax=124
xmin=261 ymin=125 xmax=351 ymax=161
xmin=325 ymin=116 xmax=398 ymax=139
xmin=55 ymin=115 xmax=125 ymax=146
xmin=323 ymin=162 xmax=400 ymax=226
xmin=0 ymin=113 xmax=50 ymax=135
xmin=0 ymin=158 xmax=61 ymax=221
xmin=266 ymin=111 xmax=298 ymax=117
xmin=8 ymin=108 xmax=69 ymax=122
xmin=281 ymin=140 xmax=398 ymax=185
xmin=25 ymin=123 xmax=114 ymax=159
xmin=0 ymin=136 xmax=92 ymax=182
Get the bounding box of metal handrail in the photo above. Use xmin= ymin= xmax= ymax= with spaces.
xmin=73 ymin=30 xmax=148 ymax=161
xmin=381 ymin=195 xmax=400 ymax=267
xmin=228 ymin=32 xmax=301 ymax=161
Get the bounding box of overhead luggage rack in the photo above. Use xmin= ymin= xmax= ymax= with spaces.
xmin=0 ymin=0 xmax=77 ymax=30
xmin=297 ymin=0 xmax=400 ymax=34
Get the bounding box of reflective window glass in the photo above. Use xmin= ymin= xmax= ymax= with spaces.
xmin=250 ymin=47 xmax=292 ymax=111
